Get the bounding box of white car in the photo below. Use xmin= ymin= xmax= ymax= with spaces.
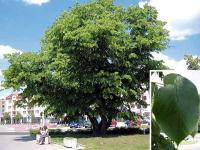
xmin=116 ymin=122 xmax=126 ymax=128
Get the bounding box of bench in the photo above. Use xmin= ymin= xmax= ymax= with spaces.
xmin=63 ymin=137 xmax=78 ymax=149
xmin=36 ymin=134 xmax=51 ymax=144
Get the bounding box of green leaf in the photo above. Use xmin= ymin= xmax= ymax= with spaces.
xmin=152 ymin=134 xmax=176 ymax=150
xmin=163 ymin=73 xmax=179 ymax=85
xmin=191 ymin=123 xmax=198 ymax=138
xmin=152 ymin=115 xmax=160 ymax=136
xmin=153 ymin=73 xmax=200 ymax=145
xmin=151 ymin=82 xmax=158 ymax=104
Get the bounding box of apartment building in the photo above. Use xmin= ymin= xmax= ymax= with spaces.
xmin=0 ymin=92 xmax=44 ymax=124
xmin=0 ymin=100 xmax=2 ymax=124
xmin=131 ymin=91 xmax=150 ymax=118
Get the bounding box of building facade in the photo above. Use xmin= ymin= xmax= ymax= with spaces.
xmin=0 ymin=92 xmax=44 ymax=124
xmin=0 ymin=100 xmax=2 ymax=124
xmin=131 ymin=91 xmax=150 ymax=119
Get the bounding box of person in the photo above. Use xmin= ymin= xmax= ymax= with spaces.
xmin=39 ymin=125 xmax=49 ymax=145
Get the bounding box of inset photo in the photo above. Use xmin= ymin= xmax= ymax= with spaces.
xmin=150 ymin=70 xmax=200 ymax=150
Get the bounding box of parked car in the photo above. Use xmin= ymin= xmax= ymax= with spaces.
xmin=83 ymin=121 xmax=92 ymax=128
xmin=116 ymin=121 xmax=126 ymax=128
xmin=110 ymin=119 xmax=117 ymax=127
xmin=125 ymin=120 xmax=135 ymax=127
xmin=142 ymin=119 xmax=150 ymax=125
xmin=69 ymin=121 xmax=83 ymax=128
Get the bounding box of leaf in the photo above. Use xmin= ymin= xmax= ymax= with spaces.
xmin=191 ymin=123 xmax=198 ymax=138
xmin=153 ymin=73 xmax=200 ymax=145
xmin=151 ymin=82 xmax=158 ymax=104
xmin=152 ymin=134 xmax=176 ymax=150
xmin=163 ymin=73 xmax=180 ymax=85
xmin=152 ymin=115 xmax=160 ymax=136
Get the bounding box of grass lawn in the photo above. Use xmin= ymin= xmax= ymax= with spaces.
xmin=180 ymin=140 xmax=198 ymax=145
xmin=52 ymin=134 xmax=149 ymax=150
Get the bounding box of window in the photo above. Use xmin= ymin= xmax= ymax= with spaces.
xmin=142 ymin=96 xmax=147 ymax=101
xmin=137 ymin=105 xmax=141 ymax=109
xmin=35 ymin=110 xmax=39 ymax=114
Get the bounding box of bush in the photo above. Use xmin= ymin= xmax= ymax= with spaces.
xmin=29 ymin=128 xmax=40 ymax=135
xmin=108 ymin=127 xmax=149 ymax=135
xmin=29 ymin=127 xmax=149 ymax=137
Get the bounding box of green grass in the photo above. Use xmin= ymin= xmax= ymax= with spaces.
xmin=180 ymin=140 xmax=198 ymax=145
xmin=52 ymin=134 xmax=149 ymax=150
xmin=140 ymin=125 xmax=150 ymax=129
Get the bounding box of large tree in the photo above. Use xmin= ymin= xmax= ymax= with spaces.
xmin=3 ymin=0 xmax=168 ymax=135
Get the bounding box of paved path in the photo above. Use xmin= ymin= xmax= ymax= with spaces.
xmin=179 ymin=144 xmax=200 ymax=150
xmin=179 ymin=134 xmax=200 ymax=150
xmin=0 ymin=134 xmax=69 ymax=150
xmin=0 ymin=125 xmax=78 ymax=150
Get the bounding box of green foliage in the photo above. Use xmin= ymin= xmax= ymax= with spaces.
xmin=29 ymin=128 xmax=40 ymax=135
xmin=152 ymin=73 xmax=200 ymax=148
xmin=185 ymin=55 xmax=200 ymax=70
xmin=3 ymin=0 xmax=168 ymax=135
xmin=191 ymin=123 xmax=198 ymax=138
xmin=152 ymin=115 xmax=160 ymax=136
xmin=14 ymin=112 xmax=22 ymax=123
xmin=3 ymin=112 xmax=11 ymax=124
xmin=117 ymin=112 xmax=139 ymax=121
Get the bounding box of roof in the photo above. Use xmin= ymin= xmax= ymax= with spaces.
xmin=5 ymin=93 xmax=22 ymax=100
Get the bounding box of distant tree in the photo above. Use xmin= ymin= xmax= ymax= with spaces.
xmin=3 ymin=0 xmax=168 ymax=135
xmin=29 ymin=111 xmax=36 ymax=123
xmin=185 ymin=55 xmax=200 ymax=70
xmin=14 ymin=112 xmax=22 ymax=124
xmin=3 ymin=112 xmax=10 ymax=124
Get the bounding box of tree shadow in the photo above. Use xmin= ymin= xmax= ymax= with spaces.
xmin=14 ymin=135 xmax=35 ymax=142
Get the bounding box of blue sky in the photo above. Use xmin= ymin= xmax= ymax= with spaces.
xmin=0 ymin=0 xmax=138 ymax=52
xmin=0 ymin=0 xmax=200 ymax=94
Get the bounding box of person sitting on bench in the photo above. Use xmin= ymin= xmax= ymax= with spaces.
xmin=39 ymin=125 xmax=49 ymax=145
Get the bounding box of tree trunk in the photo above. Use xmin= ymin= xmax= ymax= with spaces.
xmin=87 ymin=113 xmax=112 ymax=136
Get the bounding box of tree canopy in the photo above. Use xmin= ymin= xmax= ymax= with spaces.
xmin=3 ymin=0 xmax=168 ymax=135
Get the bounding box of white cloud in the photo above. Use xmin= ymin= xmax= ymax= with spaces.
xmin=0 ymin=69 xmax=2 ymax=77
xmin=152 ymin=52 xmax=187 ymax=70
xmin=0 ymin=45 xmax=22 ymax=59
xmin=151 ymin=70 xmax=200 ymax=94
xmin=140 ymin=0 xmax=200 ymax=40
xmin=22 ymin=0 xmax=50 ymax=6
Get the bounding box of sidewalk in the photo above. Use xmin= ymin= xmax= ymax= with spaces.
xmin=0 ymin=125 xmax=83 ymax=150
xmin=179 ymin=134 xmax=200 ymax=150
xmin=0 ymin=134 xmax=70 ymax=150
